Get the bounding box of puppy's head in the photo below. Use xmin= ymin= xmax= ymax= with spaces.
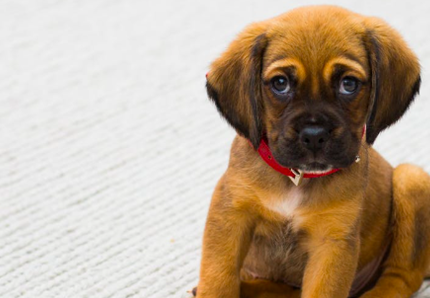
xmin=206 ymin=6 xmax=420 ymax=172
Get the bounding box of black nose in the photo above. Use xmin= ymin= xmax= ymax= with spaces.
xmin=300 ymin=126 xmax=330 ymax=151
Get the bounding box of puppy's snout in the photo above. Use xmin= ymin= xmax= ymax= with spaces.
xmin=300 ymin=126 xmax=330 ymax=152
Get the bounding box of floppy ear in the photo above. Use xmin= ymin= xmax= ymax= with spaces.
xmin=363 ymin=17 xmax=421 ymax=144
xmin=206 ymin=23 xmax=268 ymax=149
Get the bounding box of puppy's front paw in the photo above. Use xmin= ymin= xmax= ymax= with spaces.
xmin=241 ymin=280 xmax=300 ymax=298
xmin=182 ymin=287 xmax=197 ymax=298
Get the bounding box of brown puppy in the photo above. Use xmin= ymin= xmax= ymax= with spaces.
xmin=195 ymin=5 xmax=430 ymax=298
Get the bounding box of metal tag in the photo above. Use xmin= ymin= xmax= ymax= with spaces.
xmin=289 ymin=169 xmax=304 ymax=186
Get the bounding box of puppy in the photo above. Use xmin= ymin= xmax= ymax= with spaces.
xmin=195 ymin=5 xmax=430 ymax=298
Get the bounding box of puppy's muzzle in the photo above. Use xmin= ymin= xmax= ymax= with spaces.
xmin=299 ymin=125 xmax=330 ymax=153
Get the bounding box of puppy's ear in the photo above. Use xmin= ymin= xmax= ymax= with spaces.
xmin=206 ymin=23 xmax=268 ymax=149
xmin=364 ymin=18 xmax=421 ymax=144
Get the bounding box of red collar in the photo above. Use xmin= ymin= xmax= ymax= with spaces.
xmin=253 ymin=126 xmax=366 ymax=185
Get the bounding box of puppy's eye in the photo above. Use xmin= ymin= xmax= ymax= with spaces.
xmin=271 ymin=76 xmax=290 ymax=95
xmin=339 ymin=77 xmax=359 ymax=95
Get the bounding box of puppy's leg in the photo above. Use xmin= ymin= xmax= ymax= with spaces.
xmin=196 ymin=176 xmax=256 ymax=298
xmin=360 ymin=164 xmax=430 ymax=298
xmin=193 ymin=280 xmax=300 ymax=298
xmin=194 ymin=271 xmax=301 ymax=298
xmin=300 ymin=200 xmax=361 ymax=298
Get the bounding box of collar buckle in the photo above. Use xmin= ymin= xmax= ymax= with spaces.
xmin=288 ymin=169 xmax=304 ymax=186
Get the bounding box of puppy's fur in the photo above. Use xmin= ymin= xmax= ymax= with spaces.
xmin=196 ymin=6 xmax=430 ymax=298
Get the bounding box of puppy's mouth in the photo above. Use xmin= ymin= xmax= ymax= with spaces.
xmin=270 ymin=132 xmax=360 ymax=171
xmin=298 ymin=162 xmax=333 ymax=173
xmin=272 ymin=148 xmax=357 ymax=172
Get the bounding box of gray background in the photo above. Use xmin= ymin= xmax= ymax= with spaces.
xmin=0 ymin=1 xmax=429 ymax=297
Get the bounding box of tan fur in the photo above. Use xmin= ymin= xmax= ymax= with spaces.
xmin=196 ymin=5 xmax=430 ymax=298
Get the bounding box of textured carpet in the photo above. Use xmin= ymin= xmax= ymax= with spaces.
xmin=0 ymin=1 xmax=430 ymax=297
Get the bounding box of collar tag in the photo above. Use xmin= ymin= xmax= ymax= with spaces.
xmin=288 ymin=169 xmax=304 ymax=186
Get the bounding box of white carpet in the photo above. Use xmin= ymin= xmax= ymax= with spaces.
xmin=0 ymin=1 xmax=429 ymax=297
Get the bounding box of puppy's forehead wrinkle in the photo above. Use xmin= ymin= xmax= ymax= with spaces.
xmin=264 ymin=57 xmax=306 ymax=80
xmin=341 ymin=53 xmax=365 ymax=64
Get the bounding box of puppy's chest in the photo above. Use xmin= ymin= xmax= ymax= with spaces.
xmin=255 ymin=187 xmax=307 ymax=248
xmin=244 ymin=189 xmax=309 ymax=284
xmin=262 ymin=187 xmax=305 ymax=224
xmin=242 ymin=188 xmax=311 ymax=284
